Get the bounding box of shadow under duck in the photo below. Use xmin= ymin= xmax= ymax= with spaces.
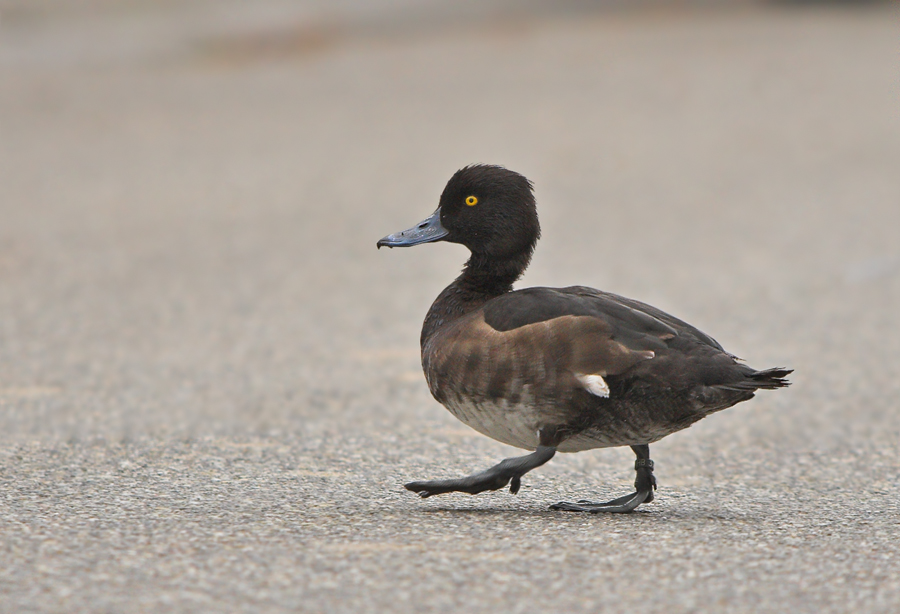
xmin=377 ymin=165 xmax=791 ymax=513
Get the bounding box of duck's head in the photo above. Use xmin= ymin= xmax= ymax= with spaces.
xmin=377 ymin=165 xmax=540 ymax=261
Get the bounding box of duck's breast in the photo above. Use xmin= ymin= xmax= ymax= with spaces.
xmin=421 ymin=309 xmax=656 ymax=450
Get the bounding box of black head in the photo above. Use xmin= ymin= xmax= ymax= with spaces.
xmin=377 ymin=165 xmax=540 ymax=261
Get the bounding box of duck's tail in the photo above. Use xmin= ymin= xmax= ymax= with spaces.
xmin=712 ymin=366 xmax=793 ymax=394
xmin=748 ymin=367 xmax=793 ymax=389
xmin=689 ymin=366 xmax=792 ymax=422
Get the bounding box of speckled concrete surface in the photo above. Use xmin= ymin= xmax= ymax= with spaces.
xmin=1 ymin=2 xmax=899 ymax=613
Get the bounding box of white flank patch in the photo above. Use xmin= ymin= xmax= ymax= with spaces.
xmin=575 ymin=373 xmax=610 ymax=398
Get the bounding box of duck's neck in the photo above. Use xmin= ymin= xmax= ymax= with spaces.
xmin=420 ymin=251 xmax=531 ymax=348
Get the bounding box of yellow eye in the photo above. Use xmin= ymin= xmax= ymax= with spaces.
xmin=465 ymin=195 xmax=478 ymax=206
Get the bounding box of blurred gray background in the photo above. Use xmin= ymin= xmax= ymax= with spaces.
xmin=1 ymin=1 xmax=898 ymax=612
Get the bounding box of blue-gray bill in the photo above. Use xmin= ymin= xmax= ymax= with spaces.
xmin=376 ymin=209 xmax=448 ymax=248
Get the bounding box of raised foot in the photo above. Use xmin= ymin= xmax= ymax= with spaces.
xmin=550 ymin=489 xmax=651 ymax=514
xmin=405 ymin=472 xmax=516 ymax=498
xmin=405 ymin=446 xmax=556 ymax=498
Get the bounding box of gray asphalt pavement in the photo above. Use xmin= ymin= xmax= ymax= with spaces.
xmin=1 ymin=2 xmax=899 ymax=612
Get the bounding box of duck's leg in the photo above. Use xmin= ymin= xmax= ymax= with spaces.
xmin=550 ymin=444 xmax=657 ymax=513
xmin=405 ymin=446 xmax=557 ymax=498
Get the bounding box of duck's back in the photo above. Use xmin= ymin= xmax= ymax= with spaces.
xmin=422 ymin=286 xmax=789 ymax=452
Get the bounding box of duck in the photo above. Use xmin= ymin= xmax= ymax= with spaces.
xmin=377 ymin=164 xmax=791 ymax=513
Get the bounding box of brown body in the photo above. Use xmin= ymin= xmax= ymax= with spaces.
xmin=421 ymin=284 xmax=778 ymax=453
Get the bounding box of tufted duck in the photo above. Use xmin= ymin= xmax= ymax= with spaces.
xmin=377 ymin=165 xmax=791 ymax=513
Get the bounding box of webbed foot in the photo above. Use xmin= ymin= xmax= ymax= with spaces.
xmin=405 ymin=446 xmax=556 ymax=498
xmin=550 ymin=488 xmax=651 ymax=513
xmin=550 ymin=446 xmax=657 ymax=514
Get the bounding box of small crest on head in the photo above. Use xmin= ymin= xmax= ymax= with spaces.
xmin=437 ymin=164 xmax=541 ymax=257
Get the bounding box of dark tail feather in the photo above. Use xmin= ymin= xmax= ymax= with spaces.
xmin=714 ymin=367 xmax=792 ymax=393
xmin=747 ymin=367 xmax=792 ymax=390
